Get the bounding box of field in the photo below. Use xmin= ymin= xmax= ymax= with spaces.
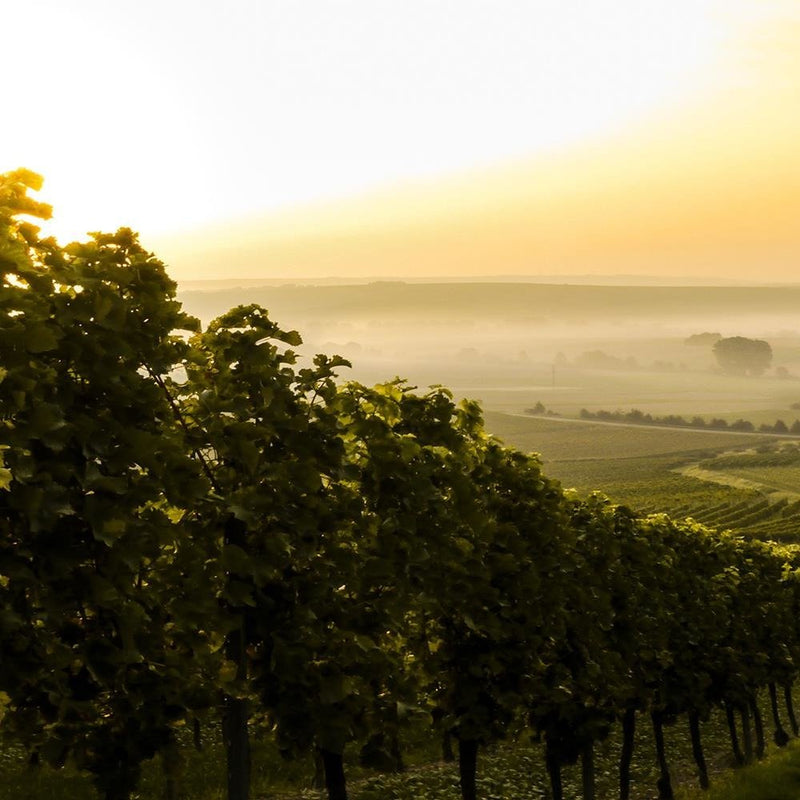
xmin=463 ymin=368 xmax=800 ymax=423
xmin=208 ymin=279 xmax=800 ymax=547
xmin=180 ymin=280 xmax=800 ymax=437
xmin=481 ymin=413 xmax=773 ymax=461
xmin=482 ymin=412 xmax=800 ymax=542
xmin=178 ymin=281 xmax=800 ymax=415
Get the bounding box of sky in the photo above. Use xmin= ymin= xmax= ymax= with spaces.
xmin=3 ymin=0 xmax=799 ymax=282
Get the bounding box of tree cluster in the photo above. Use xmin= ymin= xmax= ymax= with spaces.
xmin=713 ymin=336 xmax=773 ymax=376
xmin=4 ymin=170 xmax=800 ymax=800
xmin=578 ymin=408 xmax=800 ymax=434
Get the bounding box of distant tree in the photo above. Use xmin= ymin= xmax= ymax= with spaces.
xmin=685 ymin=332 xmax=722 ymax=346
xmin=730 ymin=419 xmax=755 ymax=432
xmin=774 ymin=419 xmax=789 ymax=434
xmin=713 ymin=337 xmax=773 ymax=376
xmin=791 ymin=420 xmax=800 ymax=435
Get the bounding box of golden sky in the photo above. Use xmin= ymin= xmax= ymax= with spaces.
xmin=3 ymin=1 xmax=799 ymax=282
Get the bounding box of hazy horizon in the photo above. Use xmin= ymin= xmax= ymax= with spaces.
xmin=176 ymin=274 xmax=800 ymax=291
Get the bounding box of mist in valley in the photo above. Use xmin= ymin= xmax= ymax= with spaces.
xmin=177 ymin=280 xmax=800 ymax=430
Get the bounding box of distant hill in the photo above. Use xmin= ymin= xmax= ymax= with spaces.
xmin=176 ymin=274 xmax=765 ymax=292
xmin=178 ymin=281 xmax=800 ymax=332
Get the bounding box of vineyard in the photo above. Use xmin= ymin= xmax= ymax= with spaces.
xmin=677 ymin=447 xmax=800 ymax=542
xmin=6 ymin=168 xmax=800 ymax=800
xmin=484 ymin=415 xmax=800 ymax=545
xmin=610 ymin=447 xmax=800 ymax=543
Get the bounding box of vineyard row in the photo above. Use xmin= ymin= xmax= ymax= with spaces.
xmin=4 ymin=170 xmax=800 ymax=800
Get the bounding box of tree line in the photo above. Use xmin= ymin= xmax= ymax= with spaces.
xmin=4 ymin=169 xmax=800 ymax=800
xmin=576 ymin=407 xmax=800 ymax=435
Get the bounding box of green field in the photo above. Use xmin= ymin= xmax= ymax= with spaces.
xmin=694 ymin=465 xmax=800 ymax=496
xmin=482 ymin=412 xmax=800 ymax=541
xmin=482 ymin=413 xmax=773 ymax=461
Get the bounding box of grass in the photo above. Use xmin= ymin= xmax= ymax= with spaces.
xmin=272 ymin=692 xmax=798 ymax=800
xmin=2 ymin=692 xmax=792 ymax=800
xmin=678 ymin=739 xmax=800 ymax=800
xmin=344 ymin=698 xmax=800 ymax=800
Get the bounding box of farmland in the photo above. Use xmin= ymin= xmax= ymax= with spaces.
xmin=214 ymin=279 xmax=800 ymax=546
xmin=483 ymin=412 xmax=800 ymax=542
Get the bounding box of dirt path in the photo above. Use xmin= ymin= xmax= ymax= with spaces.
xmin=675 ymin=463 xmax=800 ymax=500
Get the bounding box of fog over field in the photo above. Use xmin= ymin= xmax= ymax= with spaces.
xmin=178 ymin=281 xmax=800 ymax=427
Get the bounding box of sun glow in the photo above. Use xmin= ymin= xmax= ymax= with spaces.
xmin=3 ymin=0 xmax=758 ymax=246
